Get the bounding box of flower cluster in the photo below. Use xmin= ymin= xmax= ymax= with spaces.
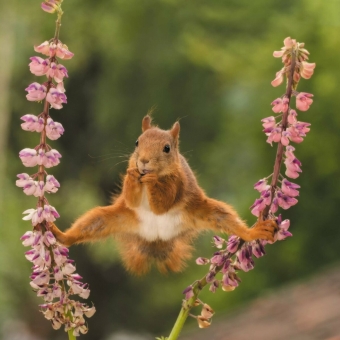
xmin=251 ymin=37 xmax=314 ymax=219
xmin=21 ymin=229 xmax=95 ymax=335
xmin=17 ymin=1 xmax=95 ymax=336
xmin=182 ymin=37 xmax=314 ymax=330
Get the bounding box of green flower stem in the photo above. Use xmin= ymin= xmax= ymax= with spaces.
xmin=67 ymin=329 xmax=76 ymax=340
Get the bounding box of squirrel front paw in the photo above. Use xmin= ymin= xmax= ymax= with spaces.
xmin=248 ymin=219 xmax=277 ymax=242
xmin=127 ymin=168 xmax=142 ymax=181
xmin=140 ymin=173 xmax=158 ymax=183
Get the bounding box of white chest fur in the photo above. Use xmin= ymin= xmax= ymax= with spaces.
xmin=134 ymin=187 xmax=183 ymax=241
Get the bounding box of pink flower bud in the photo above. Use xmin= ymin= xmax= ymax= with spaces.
xmin=19 ymin=148 xmax=38 ymax=167
xmin=300 ymin=61 xmax=316 ymax=79
xmin=273 ymin=50 xmax=284 ymax=58
xmin=29 ymin=57 xmax=49 ymax=76
xmin=46 ymin=88 xmax=67 ymax=109
xmin=283 ymin=37 xmax=296 ymax=48
xmin=271 ymin=71 xmax=284 ymax=87
xmin=41 ymin=0 xmax=58 ymax=13
xmin=16 ymin=173 xmax=32 ymax=187
xmin=226 ymin=235 xmax=240 ymax=253
xmin=296 ymin=92 xmax=313 ymax=111
xmin=25 ymin=82 xmax=47 ymax=102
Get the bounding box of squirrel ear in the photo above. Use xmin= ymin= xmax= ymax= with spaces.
xmin=170 ymin=121 xmax=180 ymax=140
xmin=142 ymin=115 xmax=152 ymax=132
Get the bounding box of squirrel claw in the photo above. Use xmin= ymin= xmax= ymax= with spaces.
xmin=249 ymin=219 xmax=277 ymax=242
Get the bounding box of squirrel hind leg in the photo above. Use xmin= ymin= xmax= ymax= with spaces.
xmin=156 ymin=239 xmax=194 ymax=273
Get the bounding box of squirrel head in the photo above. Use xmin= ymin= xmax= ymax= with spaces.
xmin=131 ymin=115 xmax=181 ymax=176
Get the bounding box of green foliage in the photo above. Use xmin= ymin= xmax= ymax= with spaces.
xmin=2 ymin=0 xmax=340 ymax=339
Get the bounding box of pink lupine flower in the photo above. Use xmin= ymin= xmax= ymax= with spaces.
xmin=213 ymin=235 xmax=225 ymax=249
xmin=29 ymin=57 xmax=49 ymax=76
xmin=19 ymin=148 xmax=38 ymax=167
xmin=300 ymin=61 xmax=316 ymax=79
xmin=46 ymin=88 xmax=67 ymax=109
xmin=21 ymin=231 xmax=35 ymax=246
xmin=21 ymin=114 xmax=45 ymax=132
xmin=36 ymin=148 xmax=46 ymax=165
xmin=254 ymin=178 xmax=269 ymax=192
xmin=196 ymin=257 xmax=210 ymax=265
xmin=25 ymin=82 xmax=47 ymax=102
xmin=34 ymin=41 xmax=51 ymax=56
xmin=46 ymin=62 xmax=68 ymax=83
xmin=23 ymin=180 xmax=37 ymax=196
xmin=281 ymin=130 xmax=291 ymax=146
xmin=270 ymin=197 xmax=278 ymax=213
xmin=46 ymin=118 xmax=64 ymax=140
xmin=251 ymin=240 xmax=266 ymax=258
xmin=287 ymin=126 xmax=304 ymax=143
xmin=276 ymin=191 xmax=298 ymax=209
xmin=42 ymin=205 xmax=60 ymax=222
xmin=274 ymin=216 xmax=292 ymax=241
xmin=296 ymin=92 xmax=313 ymax=111
xmin=222 ymin=271 xmax=239 ymax=290
xmin=281 ymin=178 xmax=300 ymax=197
xmin=22 ymin=207 xmax=44 ymax=226
xmin=56 ymin=81 xmax=65 ymax=93
xmin=271 ymin=70 xmax=284 ymax=87
xmin=266 ymin=127 xmax=282 ymax=146
xmin=44 ymin=231 xmax=56 ymax=246
xmin=236 ymin=246 xmax=254 ymax=272
xmin=281 ymin=97 xmax=289 ymax=113
xmin=271 ymin=98 xmax=283 ymax=113
xmin=44 ymin=175 xmax=60 ymax=193
xmin=261 ymin=188 xmax=271 ymax=205
xmin=16 ymin=173 xmax=33 ymax=188
xmin=33 ymin=181 xmax=45 ymax=197
xmin=226 ymin=235 xmax=240 ymax=253
xmin=284 ymin=157 xmax=302 ymax=179
xmin=285 ymin=145 xmax=296 ymax=161
xmin=56 ymin=42 xmax=74 ymax=60
xmin=44 ymin=149 xmax=62 ymax=168
xmin=273 ymin=50 xmax=284 ymax=58
xmin=288 ymin=109 xmax=298 ymax=125
xmin=261 ymin=116 xmax=276 ymax=129
xmin=210 ymin=253 xmax=224 ymax=266
xmin=250 ymin=197 xmax=266 ymax=217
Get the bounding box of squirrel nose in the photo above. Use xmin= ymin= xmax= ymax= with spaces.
xmin=140 ymin=158 xmax=149 ymax=165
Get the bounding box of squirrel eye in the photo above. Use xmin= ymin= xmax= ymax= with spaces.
xmin=163 ymin=144 xmax=170 ymax=153
xmin=135 ymin=140 xmax=139 ymax=147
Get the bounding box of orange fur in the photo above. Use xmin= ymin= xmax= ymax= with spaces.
xmin=50 ymin=115 xmax=277 ymax=275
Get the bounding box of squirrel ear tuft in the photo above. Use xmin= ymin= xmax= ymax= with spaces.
xmin=142 ymin=115 xmax=152 ymax=132
xmin=170 ymin=121 xmax=180 ymax=140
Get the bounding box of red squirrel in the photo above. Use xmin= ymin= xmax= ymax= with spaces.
xmin=50 ymin=115 xmax=276 ymax=275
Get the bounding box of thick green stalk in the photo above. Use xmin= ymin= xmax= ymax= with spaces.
xmin=167 ymin=304 xmax=191 ymax=340
xmin=68 ymin=329 xmax=76 ymax=340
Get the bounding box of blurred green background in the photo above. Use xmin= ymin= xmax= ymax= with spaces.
xmin=1 ymin=0 xmax=340 ymax=339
